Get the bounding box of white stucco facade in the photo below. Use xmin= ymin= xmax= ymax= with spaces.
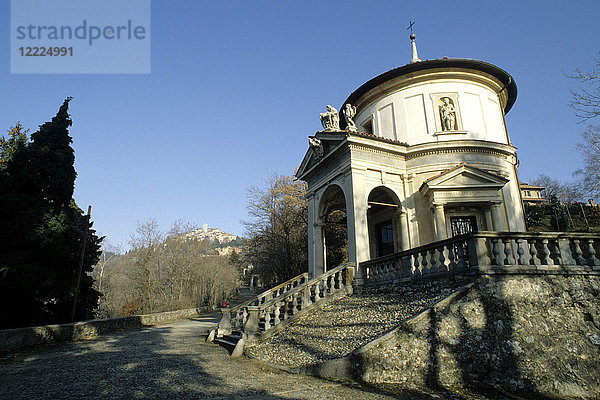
xmin=296 ymin=58 xmax=526 ymax=278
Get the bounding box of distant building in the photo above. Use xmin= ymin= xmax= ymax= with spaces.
xmin=520 ymin=182 xmax=546 ymax=203
xmin=184 ymin=224 xmax=236 ymax=244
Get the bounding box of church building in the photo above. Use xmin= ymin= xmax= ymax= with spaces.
xmin=296 ymin=33 xmax=526 ymax=278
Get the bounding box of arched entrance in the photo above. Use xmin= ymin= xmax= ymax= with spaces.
xmin=311 ymin=184 xmax=349 ymax=275
xmin=367 ymin=186 xmax=407 ymax=258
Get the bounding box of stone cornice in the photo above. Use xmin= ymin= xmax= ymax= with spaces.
xmin=406 ymin=140 xmax=516 ymax=160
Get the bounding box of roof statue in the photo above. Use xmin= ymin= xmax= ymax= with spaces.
xmin=343 ymin=103 xmax=358 ymax=132
xmin=320 ymin=105 xmax=339 ymax=131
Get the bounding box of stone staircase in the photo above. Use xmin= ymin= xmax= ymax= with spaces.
xmin=209 ymin=263 xmax=355 ymax=356
xmin=211 ymin=286 xmax=258 ymax=356
xmin=244 ymin=275 xmax=471 ymax=367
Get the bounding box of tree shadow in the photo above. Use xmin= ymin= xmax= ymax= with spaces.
xmin=424 ymin=275 xmax=550 ymax=399
xmin=0 ymin=317 xmax=441 ymax=399
xmin=0 ymin=320 xmax=306 ymax=399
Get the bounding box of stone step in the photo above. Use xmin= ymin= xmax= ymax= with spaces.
xmin=214 ymin=330 xmax=245 ymax=357
xmin=245 ymin=276 xmax=471 ymax=368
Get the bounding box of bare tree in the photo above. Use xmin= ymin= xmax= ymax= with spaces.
xmin=94 ymin=219 xmax=239 ymax=317
xmin=575 ymin=126 xmax=600 ymax=201
xmin=244 ymin=174 xmax=308 ymax=286
xmin=569 ymin=54 xmax=600 ymax=201
xmin=531 ymin=174 xmax=583 ymax=204
xmin=129 ymin=220 xmax=163 ymax=314
xmin=569 ymin=54 xmax=600 ymax=121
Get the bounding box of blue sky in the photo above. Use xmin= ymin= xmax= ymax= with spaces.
xmin=1 ymin=1 xmax=599 ymax=249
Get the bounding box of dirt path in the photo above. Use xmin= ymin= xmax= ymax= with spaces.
xmin=0 ymin=314 xmax=450 ymax=399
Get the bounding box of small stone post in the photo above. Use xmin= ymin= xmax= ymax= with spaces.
xmin=245 ymin=306 xmax=260 ymax=343
xmin=217 ymin=308 xmax=232 ymax=336
xmin=557 ymin=237 xmax=576 ymax=266
xmin=344 ymin=263 xmax=355 ymax=295
xmin=468 ymin=236 xmax=491 ymax=267
xmin=301 ymin=286 xmax=312 ymax=309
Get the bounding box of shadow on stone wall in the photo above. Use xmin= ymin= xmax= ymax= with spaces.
xmin=451 ymin=276 xmax=535 ymax=397
xmin=350 ymin=274 xmax=600 ymax=399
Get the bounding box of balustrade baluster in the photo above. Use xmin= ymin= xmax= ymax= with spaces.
xmin=421 ymin=250 xmax=429 ymax=275
xmin=401 ymin=255 xmax=411 ymax=277
xmin=414 ymin=253 xmax=421 ymax=276
xmin=587 ymin=239 xmax=600 ymax=266
xmin=290 ymin=292 xmax=299 ymax=316
xmin=516 ymin=239 xmax=531 ymax=265
xmin=551 ymin=240 xmax=563 ymax=265
xmin=283 ymin=297 xmax=291 ymax=321
xmin=437 ymin=246 xmax=448 ymax=272
xmin=573 ymin=239 xmax=585 ymax=265
xmin=541 ymin=239 xmax=553 ymax=265
xmin=273 ymin=302 xmax=281 ymax=325
xmin=529 ymin=240 xmax=541 ymax=265
xmin=301 ymin=286 xmax=312 ymax=308
xmin=503 ymin=238 xmax=515 ymax=265
xmin=491 ymin=238 xmax=503 ymax=265
xmin=385 ymin=260 xmax=393 ymax=282
xmin=447 ymin=245 xmax=457 ymax=271
xmin=263 ymin=306 xmax=272 ymax=330
xmin=428 ymin=249 xmax=438 ymax=273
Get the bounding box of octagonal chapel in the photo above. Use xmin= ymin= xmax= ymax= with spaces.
xmin=296 ymin=34 xmax=526 ymax=280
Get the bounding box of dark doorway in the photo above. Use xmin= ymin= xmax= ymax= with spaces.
xmin=377 ymin=221 xmax=394 ymax=256
xmin=450 ymin=216 xmax=478 ymax=237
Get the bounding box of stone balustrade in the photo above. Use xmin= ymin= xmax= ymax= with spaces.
xmin=360 ymin=232 xmax=600 ymax=286
xmin=217 ymin=263 xmax=354 ymax=343
xmin=219 ymin=272 xmax=309 ymax=335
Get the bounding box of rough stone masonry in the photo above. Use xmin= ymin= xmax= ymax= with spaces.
xmin=343 ymin=273 xmax=600 ymax=399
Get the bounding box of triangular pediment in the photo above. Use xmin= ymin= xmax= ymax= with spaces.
xmin=295 ymin=132 xmax=347 ymax=180
xmin=420 ymin=164 xmax=509 ymax=197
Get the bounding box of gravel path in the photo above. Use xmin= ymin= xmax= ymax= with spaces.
xmin=246 ymin=277 xmax=471 ymax=368
xmin=0 ymin=313 xmax=451 ymax=399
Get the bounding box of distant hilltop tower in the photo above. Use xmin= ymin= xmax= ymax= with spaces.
xmin=297 ymin=31 xmax=525 ymax=279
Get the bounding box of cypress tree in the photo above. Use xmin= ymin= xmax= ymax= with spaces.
xmin=0 ymin=98 xmax=102 ymax=328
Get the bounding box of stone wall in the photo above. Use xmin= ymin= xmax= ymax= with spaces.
xmin=0 ymin=307 xmax=209 ymax=353
xmin=348 ymin=273 xmax=600 ymax=398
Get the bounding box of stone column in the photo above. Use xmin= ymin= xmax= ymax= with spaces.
xmin=484 ymin=209 xmax=493 ymax=231
xmin=403 ymin=174 xmax=419 ymax=247
xmin=307 ymin=194 xmax=316 ymax=277
xmin=399 ymin=208 xmax=410 ymax=251
xmin=433 ymin=203 xmax=447 ymax=241
xmin=345 ymin=170 xmax=369 ymax=286
xmin=313 ymin=222 xmax=325 ymax=277
xmin=491 ymin=202 xmax=507 ymax=232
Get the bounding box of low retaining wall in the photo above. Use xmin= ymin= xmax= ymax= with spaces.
xmin=312 ymin=272 xmax=600 ymax=399
xmin=0 ymin=307 xmax=210 ymax=353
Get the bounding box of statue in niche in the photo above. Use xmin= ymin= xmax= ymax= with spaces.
xmin=308 ymin=136 xmax=324 ymax=159
xmin=320 ymin=105 xmax=340 ymax=131
xmin=439 ymin=97 xmax=457 ymax=131
xmin=343 ymin=103 xmax=358 ymax=132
